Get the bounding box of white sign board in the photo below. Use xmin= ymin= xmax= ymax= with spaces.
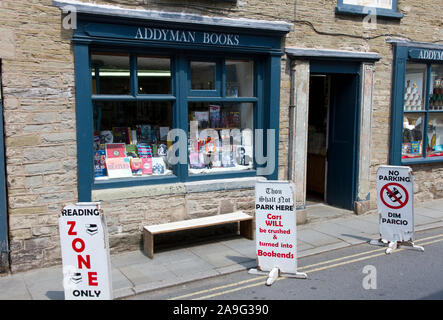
xmin=59 ymin=202 xmax=113 ymax=300
xmin=255 ymin=181 xmax=298 ymax=274
xmin=343 ymin=0 xmax=393 ymax=9
xmin=377 ymin=166 xmax=414 ymax=242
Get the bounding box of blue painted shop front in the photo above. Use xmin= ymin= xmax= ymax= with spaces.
xmin=70 ymin=8 xmax=290 ymax=201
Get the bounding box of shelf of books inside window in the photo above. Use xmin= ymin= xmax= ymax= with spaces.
xmin=93 ymin=125 xmax=173 ymax=180
xmin=187 ymin=107 xmax=253 ymax=174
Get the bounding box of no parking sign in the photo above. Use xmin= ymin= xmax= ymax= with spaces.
xmin=377 ymin=166 xmax=414 ymax=242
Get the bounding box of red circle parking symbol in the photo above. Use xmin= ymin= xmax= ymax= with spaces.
xmin=380 ymin=182 xmax=409 ymax=209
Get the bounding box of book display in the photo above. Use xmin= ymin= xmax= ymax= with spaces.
xmin=188 ymin=103 xmax=254 ymax=174
xmin=94 ymin=124 xmax=172 ymax=180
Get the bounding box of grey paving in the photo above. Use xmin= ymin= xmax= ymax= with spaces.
xmin=0 ymin=199 xmax=442 ymax=300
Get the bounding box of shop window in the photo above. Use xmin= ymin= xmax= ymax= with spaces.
xmin=91 ymin=53 xmax=130 ymax=95
xmin=401 ymin=63 xmax=443 ymax=161
xmin=89 ymin=51 xmax=258 ymax=185
xmin=226 ymin=60 xmax=254 ymax=97
xmin=188 ymin=102 xmax=254 ymax=175
xmin=191 ymin=61 xmax=216 ymax=91
xmin=335 ymin=0 xmax=403 ymax=19
xmin=137 ymin=56 xmax=171 ymax=95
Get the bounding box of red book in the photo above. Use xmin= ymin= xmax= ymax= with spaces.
xmin=105 ymin=143 xmax=126 ymax=158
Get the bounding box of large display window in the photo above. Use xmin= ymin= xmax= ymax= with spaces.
xmin=91 ymin=52 xmax=257 ymax=182
xmin=390 ymin=42 xmax=443 ymax=165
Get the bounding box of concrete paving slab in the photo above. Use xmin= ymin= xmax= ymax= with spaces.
xmin=310 ymin=221 xmax=372 ymax=245
xmin=413 ymin=213 xmax=440 ymax=226
xmin=111 ymin=250 xmax=151 ymax=268
xmin=333 ymin=217 xmax=380 ymax=236
xmin=189 ymin=242 xmax=248 ymax=269
xmin=119 ymin=261 xmax=177 ymax=286
xmin=297 ymin=229 xmax=343 ymax=247
xmin=0 ymin=275 xmax=31 ymax=300
xmin=165 ymin=253 xmax=218 ymax=278
xmin=415 ymin=206 xmax=443 ymax=220
xmin=297 ymin=239 xmax=315 ymax=251
xmin=305 ymin=204 xmax=351 ymax=220
xmin=111 ymin=266 xmax=133 ymax=292
xmin=20 ymin=266 xmax=63 ymax=300
xmin=220 ymin=238 xmax=256 ymax=259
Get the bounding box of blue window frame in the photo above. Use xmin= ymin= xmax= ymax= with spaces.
xmin=335 ymin=0 xmax=403 ymax=19
xmin=390 ymin=42 xmax=443 ymax=166
xmin=72 ymin=15 xmax=285 ymax=201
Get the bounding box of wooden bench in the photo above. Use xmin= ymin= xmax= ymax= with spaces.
xmin=143 ymin=211 xmax=254 ymax=259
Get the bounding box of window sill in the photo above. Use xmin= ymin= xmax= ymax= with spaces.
xmin=401 ymin=156 xmax=443 ymax=165
xmin=335 ymin=5 xmax=404 ymax=19
xmin=91 ymin=176 xmax=266 ymax=202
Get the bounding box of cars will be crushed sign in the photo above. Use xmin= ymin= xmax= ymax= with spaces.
xmin=59 ymin=202 xmax=113 ymax=300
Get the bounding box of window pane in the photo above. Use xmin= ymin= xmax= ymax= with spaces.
xmin=404 ymin=63 xmax=427 ymax=111
xmin=188 ymin=102 xmax=254 ymax=175
xmin=426 ymin=113 xmax=443 ymax=158
xmin=429 ymin=64 xmax=443 ymax=111
xmin=93 ymin=101 xmax=173 ymax=180
xmin=402 ymin=113 xmax=425 ymax=159
xmin=138 ymin=56 xmax=171 ymax=94
xmin=226 ymin=60 xmax=254 ymax=97
xmin=191 ymin=61 xmax=216 ymax=90
xmin=91 ymin=53 xmax=130 ymax=95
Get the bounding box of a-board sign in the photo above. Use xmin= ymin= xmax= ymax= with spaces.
xmin=59 ymin=202 xmax=113 ymax=300
xmin=255 ymin=181 xmax=298 ymax=274
xmin=377 ymin=166 xmax=414 ymax=242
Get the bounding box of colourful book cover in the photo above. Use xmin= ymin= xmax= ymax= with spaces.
xmin=141 ymin=157 xmax=153 ymax=175
xmin=94 ymin=150 xmax=107 ymax=177
xmin=105 ymin=143 xmax=126 ymax=158
xmin=105 ymin=157 xmax=132 ymax=178
xmin=130 ymin=158 xmax=143 ymax=175
xmin=209 ymin=105 xmax=221 ymax=128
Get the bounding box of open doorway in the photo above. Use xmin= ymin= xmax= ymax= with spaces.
xmin=306 ymin=72 xmax=359 ymax=211
xmin=306 ymin=74 xmax=329 ymax=205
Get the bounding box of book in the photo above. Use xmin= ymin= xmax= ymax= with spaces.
xmin=194 ymin=111 xmax=209 ymax=129
xmin=105 ymin=157 xmax=132 ymax=178
xmin=94 ymin=150 xmax=107 ymax=177
xmin=112 ymin=127 xmax=131 ymax=144
xmin=159 ymin=127 xmax=170 ymax=140
xmin=141 ymin=157 xmax=153 ymax=175
xmin=130 ymin=158 xmax=143 ymax=175
xmin=152 ymin=157 xmax=165 ymax=174
xmin=209 ymin=105 xmax=221 ymax=128
xmin=105 ymin=143 xmax=126 ymax=158
xmin=125 ymin=144 xmax=138 ymax=158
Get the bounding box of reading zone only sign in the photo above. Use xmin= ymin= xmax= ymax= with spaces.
xmin=377 ymin=166 xmax=414 ymax=242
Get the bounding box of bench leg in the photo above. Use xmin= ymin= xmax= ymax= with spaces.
xmin=240 ymin=220 xmax=254 ymax=240
xmin=143 ymin=229 xmax=154 ymax=259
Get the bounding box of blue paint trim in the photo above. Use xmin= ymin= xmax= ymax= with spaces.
xmin=74 ymin=44 xmax=94 ymax=201
xmin=311 ymin=61 xmax=360 ymax=74
xmin=335 ymin=0 xmax=403 ymax=19
xmin=267 ymin=55 xmax=281 ymax=180
xmin=0 ymin=85 xmax=9 ymax=270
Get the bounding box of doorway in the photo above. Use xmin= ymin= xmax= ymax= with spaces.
xmin=306 ymin=72 xmax=360 ymax=211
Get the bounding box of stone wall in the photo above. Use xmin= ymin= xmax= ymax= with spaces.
xmin=0 ymin=0 xmax=441 ymax=273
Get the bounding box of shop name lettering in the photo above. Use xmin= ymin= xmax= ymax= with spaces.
xmin=417 ymin=49 xmax=443 ymax=61
xmin=135 ymin=27 xmax=240 ymax=46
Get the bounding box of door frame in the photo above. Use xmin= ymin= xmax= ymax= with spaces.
xmin=0 ymin=62 xmax=9 ymax=273
xmin=287 ymin=48 xmax=379 ymax=214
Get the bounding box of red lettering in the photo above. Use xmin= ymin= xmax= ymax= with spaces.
xmin=78 ymin=255 xmax=91 ymax=269
xmin=72 ymin=238 xmax=85 ymax=253
xmin=67 ymin=221 xmax=77 ymax=236
xmin=88 ymin=272 xmax=98 ymax=286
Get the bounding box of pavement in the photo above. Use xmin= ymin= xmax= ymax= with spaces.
xmin=1 ymin=198 xmax=443 ymax=300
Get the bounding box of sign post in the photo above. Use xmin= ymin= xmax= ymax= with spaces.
xmin=370 ymin=166 xmax=424 ymax=254
xmin=59 ymin=202 xmax=113 ymax=300
xmin=248 ymin=181 xmax=307 ymax=285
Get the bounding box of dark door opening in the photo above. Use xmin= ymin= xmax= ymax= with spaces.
xmin=307 ymin=73 xmax=359 ymax=211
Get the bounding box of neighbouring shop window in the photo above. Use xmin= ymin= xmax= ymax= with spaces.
xmin=90 ymin=51 xmax=257 ymax=182
xmin=401 ymin=62 xmax=443 ymax=160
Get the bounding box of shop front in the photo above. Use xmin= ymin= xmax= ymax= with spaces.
xmin=53 ymin=1 xmax=291 ymax=252
xmin=389 ymin=40 xmax=443 ymax=166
